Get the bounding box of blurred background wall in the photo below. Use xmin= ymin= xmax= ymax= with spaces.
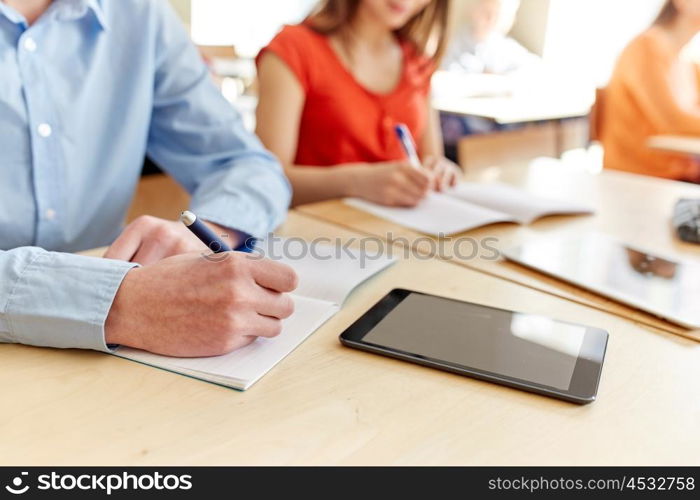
xmin=171 ymin=0 xmax=684 ymax=85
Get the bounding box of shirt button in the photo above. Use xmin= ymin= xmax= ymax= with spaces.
xmin=37 ymin=123 xmax=52 ymax=138
xmin=23 ymin=37 xmax=37 ymax=52
xmin=45 ymin=209 xmax=57 ymax=221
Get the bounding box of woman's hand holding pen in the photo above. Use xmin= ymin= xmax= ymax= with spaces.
xmin=388 ymin=122 xmax=462 ymax=201
xmin=423 ymin=156 xmax=462 ymax=192
xmin=349 ymin=161 xmax=432 ymax=207
xmin=348 ymin=156 xmax=462 ymax=207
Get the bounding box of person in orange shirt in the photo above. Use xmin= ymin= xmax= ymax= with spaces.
xmin=256 ymin=0 xmax=461 ymax=207
xmin=602 ymin=0 xmax=700 ymax=182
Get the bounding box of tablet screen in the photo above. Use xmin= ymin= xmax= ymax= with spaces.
xmin=363 ymin=293 xmax=587 ymax=391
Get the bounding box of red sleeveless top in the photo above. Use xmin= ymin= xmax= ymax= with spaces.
xmin=257 ymin=24 xmax=434 ymax=167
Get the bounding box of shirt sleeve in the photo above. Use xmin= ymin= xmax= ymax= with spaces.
xmin=145 ymin=2 xmax=291 ymax=239
xmin=0 ymin=247 xmax=138 ymax=351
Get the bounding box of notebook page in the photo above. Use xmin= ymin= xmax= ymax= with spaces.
xmin=255 ymin=238 xmax=395 ymax=305
xmin=115 ymin=295 xmax=338 ymax=390
xmin=344 ymin=193 xmax=516 ymax=236
xmin=448 ymin=183 xmax=594 ymax=224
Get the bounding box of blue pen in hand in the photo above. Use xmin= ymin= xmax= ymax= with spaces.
xmin=394 ymin=123 xmax=422 ymax=170
xmin=180 ymin=210 xmax=233 ymax=254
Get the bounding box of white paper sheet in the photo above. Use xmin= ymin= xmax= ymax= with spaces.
xmin=345 ymin=193 xmax=516 ymax=236
xmin=115 ymin=295 xmax=338 ymax=390
xmin=254 ymin=239 xmax=395 ymax=305
xmin=448 ymin=183 xmax=593 ymax=224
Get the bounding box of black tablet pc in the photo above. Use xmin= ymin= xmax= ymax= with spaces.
xmin=340 ymin=290 xmax=608 ymax=404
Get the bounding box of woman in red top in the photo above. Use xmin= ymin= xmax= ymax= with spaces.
xmin=256 ymin=0 xmax=459 ymax=207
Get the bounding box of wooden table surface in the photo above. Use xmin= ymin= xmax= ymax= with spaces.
xmin=2 ymin=212 xmax=698 ymax=465
xmin=297 ymin=161 xmax=700 ymax=340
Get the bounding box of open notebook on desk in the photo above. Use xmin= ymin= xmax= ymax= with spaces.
xmin=345 ymin=183 xmax=594 ymax=236
xmin=115 ymin=240 xmax=395 ymax=390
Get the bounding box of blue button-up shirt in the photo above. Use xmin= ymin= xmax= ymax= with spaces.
xmin=0 ymin=0 xmax=291 ymax=351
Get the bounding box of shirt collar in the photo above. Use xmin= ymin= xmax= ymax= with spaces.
xmin=0 ymin=0 xmax=108 ymax=30
xmin=53 ymin=0 xmax=109 ymax=30
xmin=0 ymin=3 xmax=27 ymax=25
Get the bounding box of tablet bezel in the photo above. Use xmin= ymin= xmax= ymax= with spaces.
xmin=340 ymin=289 xmax=608 ymax=404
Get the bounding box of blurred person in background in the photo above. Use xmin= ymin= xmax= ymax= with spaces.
xmin=439 ymin=0 xmax=540 ymax=160
xmin=442 ymin=0 xmax=537 ymax=74
xmin=602 ymin=0 xmax=700 ymax=182
xmin=255 ymin=0 xmax=461 ymax=208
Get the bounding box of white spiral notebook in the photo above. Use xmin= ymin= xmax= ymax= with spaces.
xmin=345 ymin=182 xmax=594 ymax=236
xmin=114 ymin=240 xmax=395 ymax=390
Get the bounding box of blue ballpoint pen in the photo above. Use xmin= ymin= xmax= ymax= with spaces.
xmin=180 ymin=210 xmax=233 ymax=253
xmin=394 ymin=123 xmax=422 ymax=170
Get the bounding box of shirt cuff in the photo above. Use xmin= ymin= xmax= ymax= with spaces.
xmin=4 ymin=250 xmax=138 ymax=352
